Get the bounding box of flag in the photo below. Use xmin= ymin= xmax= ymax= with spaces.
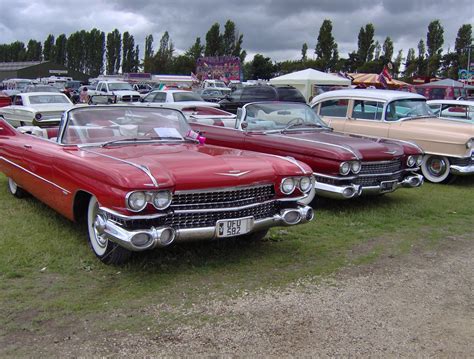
xmin=191 ymin=72 xmax=199 ymax=82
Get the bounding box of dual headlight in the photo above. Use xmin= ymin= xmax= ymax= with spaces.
xmin=466 ymin=138 xmax=473 ymax=149
xmin=339 ymin=161 xmax=361 ymax=176
xmin=280 ymin=176 xmax=313 ymax=195
xmin=126 ymin=190 xmax=172 ymax=212
xmin=407 ymin=155 xmax=423 ymax=167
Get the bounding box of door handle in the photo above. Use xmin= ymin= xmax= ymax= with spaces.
xmin=23 ymin=144 xmax=32 ymax=149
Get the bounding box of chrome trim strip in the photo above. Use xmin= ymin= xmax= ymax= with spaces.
xmin=100 ymin=206 xmax=168 ymax=220
xmin=173 ymin=199 xmax=274 ymax=214
xmin=258 ymin=152 xmax=308 ymax=174
xmin=313 ymin=172 xmax=356 ymax=180
xmin=80 ymin=148 xmax=159 ymax=188
xmin=361 ymin=160 xmax=402 ymax=165
xmin=0 ymin=156 xmax=71 ymax=194
xmin=269 ymin=134 xmax=360 ymax=160
xmin=450 ymin=164 xmax=474 ymax=175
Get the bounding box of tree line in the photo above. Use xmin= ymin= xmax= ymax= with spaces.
xmin=0 ymin=19 xmax=471 ymax=81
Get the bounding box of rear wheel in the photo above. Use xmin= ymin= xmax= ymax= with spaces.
xmin=7 ymin=177 xmax=27 ymax=198
xmin=421 ymin=155 xmax=455 ymax=184
xmin=87 ymin=196 xmax=131 ymax=265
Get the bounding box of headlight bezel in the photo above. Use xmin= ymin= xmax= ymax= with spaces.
xmin=299 ymin=176 xmax=313 ymax=193
xmin=339 ymin=161 xmax=351 ymax=175
xmin=126 ymin=190 xmax=173 ymax=212
xmin=466 ymin=138 xmax=473 ymax=149
xmin=350 ymin=161 xmax=361 ymax=174
xmin=407 ymin=155 xmax=416 ymax=167
xmin=280 ymin=177 xmax=296 ymax=195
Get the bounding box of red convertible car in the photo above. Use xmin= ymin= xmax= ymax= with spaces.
xmin=0 ymin=106 xmax=314 ymax=264
xmin=189 ymin=102 xmax=424 ymax=200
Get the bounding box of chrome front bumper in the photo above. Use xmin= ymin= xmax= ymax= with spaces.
xmin=450 ymin=164 xmax=474 ymax=175
xmin=98 ymin=205 xmax=314 ymax=252
xmin=314 ymin=174 xmax=424 ymax=199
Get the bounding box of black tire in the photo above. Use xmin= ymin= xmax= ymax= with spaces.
xmin=7 ymin=177 xmax=28 ymax=198
xmin=87 ymin=195 xmax=132 ymax=265
xmin=239 ymin=229 xmax=269 ymax=242
xmin=421 ymin=155 xmax=454 ymax=184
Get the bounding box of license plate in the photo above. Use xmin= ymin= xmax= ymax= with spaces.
xmin=216 ymin=217 xmax=253 ymax=238
xmin=380 ymin=180 xmax=397 ymax=192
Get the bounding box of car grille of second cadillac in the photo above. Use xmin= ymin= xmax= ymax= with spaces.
xmin=110 ymin=185 xmax=278 ymax=230
xmin=359 ymin=159 xmax=402 ymax=174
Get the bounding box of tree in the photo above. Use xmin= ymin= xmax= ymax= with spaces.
xmin=374 ymin=40 xmax=381 ymax=60
xmin=416 ymin=39 xmax=427 ymax=76
xmin=392 ymin=50 xmax=403 ymax=78
xmin=454 ymin=24 xmax=472 ymax=77
xmin=301 ymin=43 xmax=308 ymax=61
xmin=357 ymin=23 xmax=376 ymax=65
xmin=205 ymin=23 xmax=222 ymax=57
xmin=87 ymin=29 xmax=105 ymax=77
xmin=54 ymin=34 xmax=67 ymax=65
xmin=222 ymin=20 xmax=236 ymax=55
xmin=43 ymin=34 xmax=55 ymax=61
xmin=403 ymin=48 xmax=417 ymax=79
xmin=106 ymin=29 xmax=121 ymax=74
xmin=143 ymin=34 xmax=154 ymax=73
xmin=426 ymin=20 xmax=444 ymax=77
xmin=186 ymin=37 xmax=204 ymax=62
xmin=233 ymin=33 xmax=246 ymax=63
xmin=26 ymin=40 xmax=42 ymax=61
xmin=315 ymin=19 xmax=338 ymax=71
xmin=122 ymin=31 xmax=136 ymax=73
xmin=153 ymin=31 xmax=174 ymax=73
xmin=382 ymin=37 xmax=394 ymax=62
xmin=247 ymin=54 xmax=275 ymax=80
xmin=66 ymin=30 xmax=87 ymax=72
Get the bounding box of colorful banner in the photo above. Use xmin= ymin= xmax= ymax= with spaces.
xmin=196 ymin=56 xmax=242 ymax=82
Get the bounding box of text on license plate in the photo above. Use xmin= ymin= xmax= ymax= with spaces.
xmin=380 ymin=180 xmax=397 ymax=192
xmin=216 ymin=217 xmax=253 ymax=238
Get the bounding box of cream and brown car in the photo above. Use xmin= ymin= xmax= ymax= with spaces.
xmin=310 ymin=89 xmax=474 ymax=183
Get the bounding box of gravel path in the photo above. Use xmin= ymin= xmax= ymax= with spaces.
xmin=49 ymin=235 xmax=473 ymax=358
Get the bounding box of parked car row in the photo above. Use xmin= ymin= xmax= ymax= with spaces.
xmin=0 ymin=87 xmax=472 ymax=266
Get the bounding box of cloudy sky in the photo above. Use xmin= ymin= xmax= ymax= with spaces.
xmin=0 ymin=0 xmax=472 ymax=62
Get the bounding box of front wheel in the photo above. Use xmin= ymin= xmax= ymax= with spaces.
xmin=87 ymin=196 xmax=132 ymax=265
xmin=7 ymin=177 xmax=28 ymax=198
xmin=420 ymin=155 xmax=455 ymax=184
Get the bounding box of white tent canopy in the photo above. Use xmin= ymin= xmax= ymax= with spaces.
xmin=269 ymin=68 xmax=351 ymax=102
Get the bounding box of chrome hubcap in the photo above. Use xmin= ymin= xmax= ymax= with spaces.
xmin=92 ymin=207 xmax=107 ymax=248
xmin=428 ymin=158 xmax=446 ymax=176
xmin=8 ymin=178 xmax=17 ymax=193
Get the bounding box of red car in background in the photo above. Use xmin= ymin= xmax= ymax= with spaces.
xmin=0 ymin=91 xmax=11 ymax=108
xmin=189 ymin=102 xmax=424 ymax=200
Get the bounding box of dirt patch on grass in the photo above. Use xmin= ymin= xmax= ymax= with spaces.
xmin=2 ymin=234 xmax=472 ymax=357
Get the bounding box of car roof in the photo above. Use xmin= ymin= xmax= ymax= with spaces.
xmin=427 ymin=99 xmax=474 ymax=106
xmin=313 ymin=89 xmax=425 ymax=102
xmin=150 ymin=89 xmax=192 ymax=93
xmin=21 ymin=92 xmax=68 ymax=96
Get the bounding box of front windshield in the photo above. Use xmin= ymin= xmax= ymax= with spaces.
xmin=61 ymin=106 xmax=192 ymax=145
xmin=386 ymin=99 xmax=434 ymax=121
xmin=172 ymin=92 xmax=204 ymax=102
xmin=243 ymin=103 xmax=330 ymax=131
xmin=28 ymin=94 xmax=71 ymax=104
xmin=108 ymin=83 xmax=134 ymax=91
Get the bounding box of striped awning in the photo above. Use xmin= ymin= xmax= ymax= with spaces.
xmin=349 ymin=73 xmax=411 ymax=89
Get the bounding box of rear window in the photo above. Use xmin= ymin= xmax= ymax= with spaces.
xmin=318 ymin=99 xmax=349 ymax=117
xmin=276 ymin=87 xmax=306 ymax=102
xmin=242 ymin=87 xmax=276 ymax=101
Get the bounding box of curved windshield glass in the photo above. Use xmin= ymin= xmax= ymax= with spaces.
xmin=243 ymin=103 xmax=330 ymax=131
xmin=385 ymin=99 xmax=434 ymax=121
xmin=172 ymin=92 xmax=204 ymax=102
xmin=108 ymin=83 xmax=134 ymax=91
xmin=61 ymin=106 xmax=192 ymax=145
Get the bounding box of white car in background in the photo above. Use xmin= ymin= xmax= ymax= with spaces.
xmin=427 ymin=99 xmax=474 ymax=124
xmin=0 ymin=92 xmax=74 ymax=127
xmin=140 ymin=90 xmax=220 ymax=108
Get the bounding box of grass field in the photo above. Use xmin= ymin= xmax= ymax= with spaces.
xmin=0 ymin=172 xmax=473 ymax=339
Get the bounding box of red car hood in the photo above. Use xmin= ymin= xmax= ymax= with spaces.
xmin=76 ymin=143 xmax=307 ymax=191
xmin=265 ymin=130 xmax=406 ymax=161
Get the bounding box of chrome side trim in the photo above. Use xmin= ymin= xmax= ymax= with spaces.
xmin=80 ymin=148 xmax=159 ymax=188
xmin=269 ymin=134 xmax=360 ymax=160
xmin=0 ymin=156 xmax=71 ymax=194
xmin=450 ymin=164 xmax=474 ymax=175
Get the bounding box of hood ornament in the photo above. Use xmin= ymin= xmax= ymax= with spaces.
xmin=215 ymin=170 xmax=251 ymax=177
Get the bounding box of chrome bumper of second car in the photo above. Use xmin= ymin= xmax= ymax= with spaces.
xmin=314 ymin=174 xmax=424 ymax=199
xmin=98 ymin=205 xmax=314 ymax=252
xmin=450 ymin=164 xmax=474 ymax=175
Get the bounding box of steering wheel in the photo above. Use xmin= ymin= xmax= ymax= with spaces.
xmin=284 ymin=117 xmax=305 ymax=130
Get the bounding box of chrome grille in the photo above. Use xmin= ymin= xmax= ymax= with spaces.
xmin=41 ymin=111 xmax=64 ymax=119
xmin=354 ymin=173 xmax=403 ymax=186
xmin=110 ymin=201 xmax=278 ymax=230
xmin=451 ymin=157 xmax=474 ymax=166
xmin=360 ymin=159 xmax=402 ymax=175
xmin=121 ymin=95 xmax=141 ymax=102
xmin=172 ymin=185 xmax=275 ymax=210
